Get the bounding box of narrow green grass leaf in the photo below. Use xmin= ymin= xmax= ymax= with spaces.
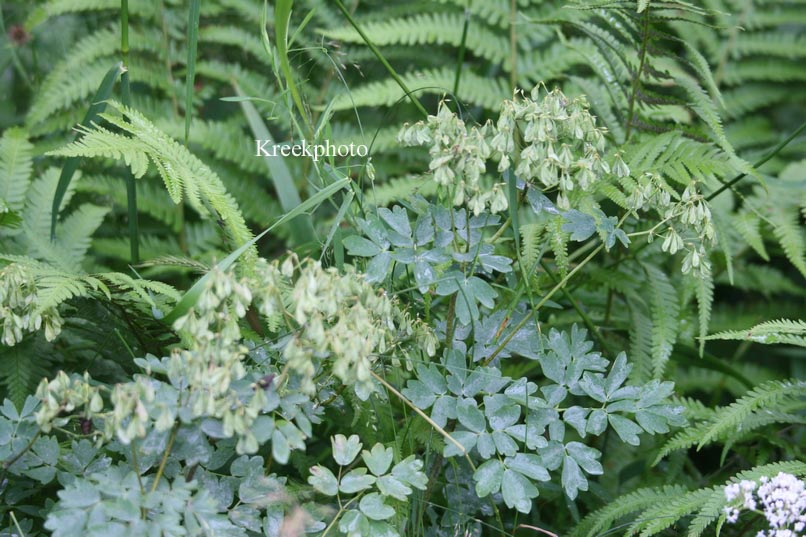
xmin=320 ymin=190 xmax=354 ymax=265
xmin=50 ymin=62 xmax=124 ymax=241
xmin=184 ymin=0 xmax=201 ymax=144
xmin=274 ymin=0 xmax=308 ymax=123
xmin=235 ymin=82 xmax=315 ymax=244
xmin=121 ymin=0 xmax=138 ymax=264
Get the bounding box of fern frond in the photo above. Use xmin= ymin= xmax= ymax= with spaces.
xmin=769 ymin=206 xmax=806 ymax=278
xmin=571 ymin=485 xmax=689 ymax=537
xmin=322 ymin=13 xmax=513 ymax=68
xmin=519 ymin=223 xmax=545 ymax=271
xmin=0 ymin=128 xmax=34 ymax=212
xmin=723 ymin=61 xmax=806 ymax=84
xmin=628 ymin=292 xmax=653 ymax=382
xmin=28 ymin=57 xmax=171 ymax=127
xmin=694 ymin=269 xmax=713 ymax=356
xmin=705 ymin=319 xmax=806 ymax=348
xmin=644 ymin=264 xmax=679 ymax=379
xmin=56 ymin=205 xmax=110 ymax=271
xmin=548 ymin=217 xmax=569 ymax=276
xmin=25 ymin=0 xmax=158 ymax=30
xmin=15 ymin=168 xmax=109 ymax=272
xmin=733 ymin=212 xmax=768 ymax=261
xmin=623 ymin=462 xmax=806 ymax=537
xmin=330 ymin=67 xmax=510 ymax=111
xmin=198 ymin=25 xmax=271 ymax=67
xmin=685 ymin=462 xmax=806 ymax=537
xmin=731 ymin=32 xmax=806 ymax=60
xmin=0 ymin=338 xmax=52 ymax=409
xmin=697 ymin=379 xmax=806 ymax=449
xmin=717 ymin=262 xmax=803 ymax=298
xmin=48 ymin=101 xmax=255 ymax=264
xmin=78 ymin=175 xmax=183 ymax=232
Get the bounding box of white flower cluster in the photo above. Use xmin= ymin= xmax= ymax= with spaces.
xmin=492 ymin=87 xmax=613 ymax=210
xmin=33 ymin=256 xmax=435 ymax=452
xmin=724 ymin=472 xmax=806 ymax=536
xmin=0 ymin=263 xmax=63 ymax=346
xmin=628 ymin=171 xmax=717 ymax=278
xmin=398 ymin=87 xmax=619 ymax=215
xmin=645 ymin=181 xmax=716 ymax=278
xmin=277 ymin=258 xmax=436 ymax=397
xmin=398 ymin=104 xmax=503 ymax=216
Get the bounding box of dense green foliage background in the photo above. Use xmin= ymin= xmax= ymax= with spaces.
xmin=0 ymin=0 xmax=805 ymax=536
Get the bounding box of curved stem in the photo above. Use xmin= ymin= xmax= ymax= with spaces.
xmin=150 ymin=422 xmax=179 ymax=493
xmin=1 ymin=430 xmax=41 ymax=482
xmin=370 ymin=371 xmax=475 ymax=471
xmin=333 ymin=0 xmax=428 ymax=118
xmin=484 ymin=243 xmax=605 ymax=365
xmin=625 ymin=8 xmax=650 ymax=140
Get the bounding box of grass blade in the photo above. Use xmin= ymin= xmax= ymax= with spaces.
xmin=162 ymin=175 xmax=350 ymax=324
xmin=184 ymin=0 xmax=201 ymax=144
xmin=121 ymin=0 xmax=138 ymax=263
xmin=275 ymin=0 xmax=309 ymax=127
xmin=333 ymin=0 xmax=428 ymax=118
xmin=51 ymin=62 xmax=124 ymax=240
xmin=235 ymin=82 xmax=315 ymax=244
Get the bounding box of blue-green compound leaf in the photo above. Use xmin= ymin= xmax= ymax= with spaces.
xmin=332 ymin=434 xmax=362 ymax=466
xmin=608 ymin=414 xmax=643 ymax=446
xmin=561 ymin=209 xmax=597 ymax=241
xmin=362 ymin=444 xmax=394 ymax=476
xmin=343 ymin=235 xmax=381 ymax=256
xmin=376 ymin=474 xmax=411 ymax=500
xmin=501 ymin=468 xmax=539 ymax=513
xmin=359 ymin=493 xmax=395 ymax=521
xmin=561 ymin=453 xmax=587 ymax=500
xmin=308 ymin=466 xmax=338 ymax=496
xmin=474 ymin=459 xmax=504 ymax=497
xmin=339 ymin=510 xmax=370 ymax=535
xmin=436 ymin=273 xmax=497 ymax=325
xmin=391 ymin=456 xmax=428 ymax=490
xmin=505 ymin=453 xmax=550 ymax=482
xmin=340 ymin=468 xmax=376 ymax=494
xmin=456 ymin=398 xmax=487 ymax=433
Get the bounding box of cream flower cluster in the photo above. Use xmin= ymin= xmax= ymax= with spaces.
xmin=724 ymin=472 xmax=806 ymax=536
xmin=398 ymin=104 xmax=502 ymax=216
xmin=33 ymin=257 xmax=435 ymax=453
xmin=398 ymin=87 xmax=617 ymax=215
xmin=278 ymin=259 xmax=436 ymax=397
xmin=491 ymin=87 xmax=612 ymax=210
xmin=0 ymin=263 xmax=63 ymax=345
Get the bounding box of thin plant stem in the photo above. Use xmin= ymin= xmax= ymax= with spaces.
xmin=624 ymin=8 xmax=650 ymax=140
xmin=131 ymin=441 xmax=145 ymax=495
xmin=121 ymin=0 xmax=139 ymax=264
xmin=509 ymin=0 xmax=518 ymax=91
xmin=540 ymin=260 xmax=612 ymax=354
xmin=150 ymin=422 xmax=179 ymax=493
xmin=370 ymin=371 xmax=474 ymax=469
xmin=484 ymin=242 xmax=607 ymax=366
xmin=9 ymin=511 xmax=25 ymax=537
xmin=453 ymin=5 xmax=471 ymax=97
xmin=333 ymin=0 xmax=428 ymax=118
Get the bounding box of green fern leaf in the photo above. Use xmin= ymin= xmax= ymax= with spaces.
xmin=697 ymin=379 xmax=806 ymax=449
xmin=571 ymin=485 xmax=688 ymax=537
xmin=769 ymin=206 xmax=806 ymax=278
xmin=0 ymin=128 xmax=34 ymax=213
xmin=705 ymin=319 xmax=806 ymax=348
xmin=645 ymin=264 xmax=679 ymax=379
xmin=48 ymin=101 xmax=255 ymax=265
